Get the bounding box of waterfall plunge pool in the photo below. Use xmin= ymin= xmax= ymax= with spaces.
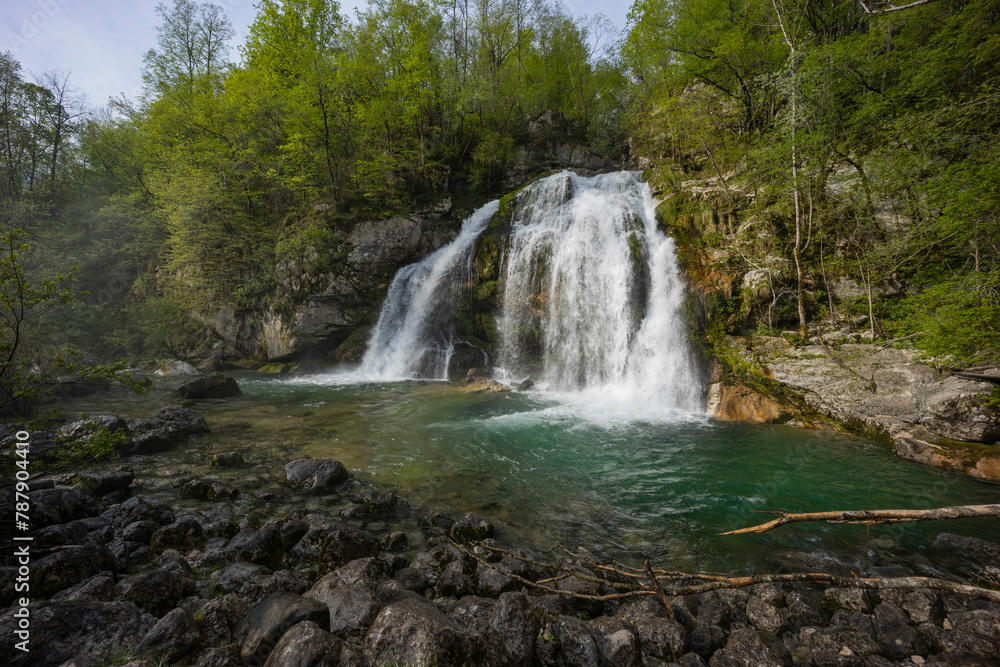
xmin=68 ymin=373 xmax=1000 ymax=576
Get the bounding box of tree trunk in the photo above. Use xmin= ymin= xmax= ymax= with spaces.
xmin=722 ymin=504 xmax=1000 ymax=535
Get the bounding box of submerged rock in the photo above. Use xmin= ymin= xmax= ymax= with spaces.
xmin=285 ymin=458 xmax=351 ymax=492
xmin=124 ymin=407 xmax=210 ymax=455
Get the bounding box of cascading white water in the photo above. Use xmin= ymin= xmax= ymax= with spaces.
xmin=494 ymin=171 xmax=703 ymax=410
xmin=360 ymin=170 xmax=702 ymax=411
xmin=360 ymin=200 xmax=499 ymax=379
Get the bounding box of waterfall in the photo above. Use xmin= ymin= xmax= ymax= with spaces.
xmin=361 ymin=171 xmax=702 ymax=411
xmin=360 ymin=201 xmax=499 ymax=379
xmin=494 ymin=171 xmax=703 ymax=410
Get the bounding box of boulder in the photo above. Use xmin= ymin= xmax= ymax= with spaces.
xmin=28 ymin=488 xmax=103 ymax=528
xmin=304 ymin=579 xmax=381 ymax=635
xmin=636 ymin=617 xmax=689 ymax=662
xmin=262 ymin=620 xmax=341 ymax=667
xmin=30 ymin=545 xmax=120 ymax=598
xmin=134 ymin=607 xmax=201 ymax=663
xmin=450 ymin=511 xmax=496 ymax=542
xmin=150 ymin=515 xmax=205 ymax=553
xmin=78 ymin=466 xmax=134 ymax=496
xmin=115 ymin=568 xmax=197 ymax=616
xmin=57 ymin=415 xmax=129 ymax=442
xmin=225 ymin=520 xmax=287 ymax=569
xmin=176 ymin=373 xmax=243 ymax=399
xmin=286 ymin=521 xmax=380 ymax=573
xmin=554 ymin=614 xmax=600 ymax=667
xmin=50 ymin=572 xmax=116 ymax=603
xmin=155 ymin=360 xmax=200 ymax=376
xmin=239 ymin=592 xmax=330 ymax=665
xmin=285 ymin=458 xmax=351 ymax=492
xmin=364 ymin=597 xmax=502 ymax=666
xmin=199 ymin=593 xmax=252 ymax=646
xmin=110 ymin=496 xmax=175 ymax=531
xmin=490 ymin=592 xmax=539 ymax=664
xmin=0 ymin=599 xmax=156 ymax=666
xmin=709 ymin=628 xmax=791 ymax=666
xmin=588 ymin=616 xmax=641 ymax=666
xmin=124 ymin=407 xmax=210 ymax=455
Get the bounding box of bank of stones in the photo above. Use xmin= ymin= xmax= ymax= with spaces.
xmin=1 ymin=411 xmax=999 ymax=666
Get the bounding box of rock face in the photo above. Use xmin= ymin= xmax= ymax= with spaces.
xmin=263 ymin=208 xmax=460 ymax=362
xmin=711 ymin=336 xmax=1000 ymax=479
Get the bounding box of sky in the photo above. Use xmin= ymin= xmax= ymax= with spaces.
xmin=1 ymin=0 xmax=633 ymax=111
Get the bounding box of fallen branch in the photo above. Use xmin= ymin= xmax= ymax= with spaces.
xmin=447 ymin=537 xmax=1000 ymax=605
xmin=722 ymin=504 xmax=1000 ymax=535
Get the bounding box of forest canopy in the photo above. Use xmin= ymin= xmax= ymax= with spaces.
xmin=0 ymin=0 xmax=997 ymax=412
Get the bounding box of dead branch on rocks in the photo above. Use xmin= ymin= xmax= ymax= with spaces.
xmin=447 ymin=536 xmax=1000 ymax=609
xmin=721 ymin=504 xmax=1000 ymax=535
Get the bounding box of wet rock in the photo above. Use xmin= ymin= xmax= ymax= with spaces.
xmin=285 ymin=458 xmax=351 ymax=492
xmin=239 ymin=592 xmax=330 ymax=665
xmin=226 ymin=520 xmax=286 ymax=568
xmin=110 ymin=496 xmax=175 ymax=531
xmin=491 ymin=592 xmax=540 ymax=664
xmin=517 ymin=378 xmax=535 ymax=391
xmin=125 ymin=407 xmax=210 ymax=455
xmin=823 ymin=587 xmax=873 ymax=614
xmin=746 ymin=595 xmax=786 ymax=634
xmin=786 ymin=589 xmax=831 ymax=632
xmin=30 ymin=544 xmax=120 ymax=598
xmin=437 ymin=559 xmax=475 ymax=598
xmin=211 ymin=451 xmax=246 ymax=467
xmin=33 ymin=518 xmax=91 ymax=547
xmin=134 ymin=607 xmax=201 ymax=663
xmin=554 ymin=614 xmax=600 ymax=666
xmin=394 ymin=566 xmax=431 ymax=594
xmin=934 ymin=533 xmax=1000 ymax=569
xmin=901 ymin=589 xmax=946 ymax=625
xmin=386 ymin=531 xmax=407 ymax=552
xmin=199 ymin=593 xmax=252 ymax=646
xmin=262 ymin=620 xmax=341 ymax=667
xmin=0 ymin=599 xmax=156 ymax=666
xmin=364 ymin=597 xmax=500 ymax=666
xmin=176 ymin=372 xmax=242 ymax=399
xmin=636 ymin=617 xmax=689 ymax=662
xmin=589 ymin=616 xmax=640 ymax=666
xmin=150 ymin=515 xmax=204 ymax=553
xmin=58 ymin=413 xmax=128 ymax=439
xmin=304 ymin=578 xmax=381 ymax=636
xmin=115 ymin=568 xmax=197 ymax=616
xmin=478 ymin=561 xmax=518 ymax=597
xmin=285 ymin=521 xmax=380 ymax=574
xmin=358 ymin=489 xmax=401 ymax=513
xmin=709 ymin=628 xmax=791 ymax=666
xmin=690 ymin=624 xmax=728 ymax=658
xmin=120 ymin=520 xmax=159 ymax=544
xmin=78 ymin=466 xmax=134 ymax=496
xmin=872 ymin=601 xmax=927 ymax=658
xmin=29 ymin=487 xmax=103 ymax=528
xmin=178 ymin=478 xmax=240 ymax=500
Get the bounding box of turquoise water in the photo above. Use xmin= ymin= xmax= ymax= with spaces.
xmin=70 ymin=372 xmax=1000 ymax=574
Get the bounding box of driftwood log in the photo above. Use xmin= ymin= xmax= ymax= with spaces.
xmin=721 ymin=504 xmax=1000 ymax=535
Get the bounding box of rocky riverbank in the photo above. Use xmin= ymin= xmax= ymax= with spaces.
xmin=708 ymin=335 xmax=1000 ymax=482
xmin=2 ymin=403 xmax=1000 ymax=666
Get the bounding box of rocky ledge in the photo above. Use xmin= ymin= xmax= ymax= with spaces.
xmin=709 ymin=335 xmax=1000 ymax=481
xmin=2 ymin=431 xmax=1000 ymax=666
